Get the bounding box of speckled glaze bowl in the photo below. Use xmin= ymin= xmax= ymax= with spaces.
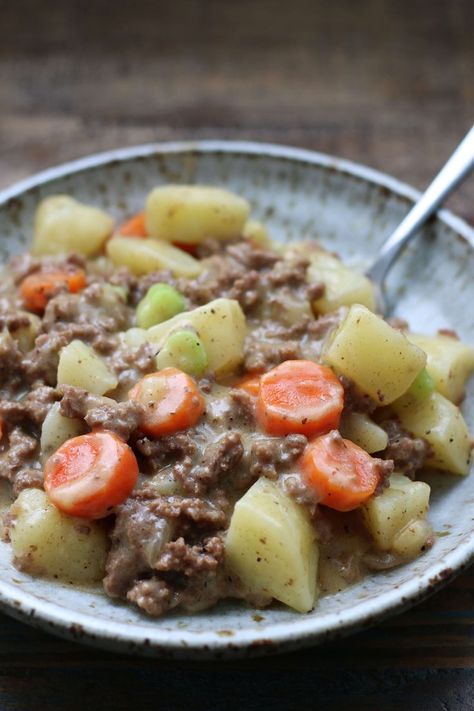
xmin=0 ymin=141 xmax=473 ymax=659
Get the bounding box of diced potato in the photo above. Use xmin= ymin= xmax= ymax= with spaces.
xmin=145 ymin=185 xmax=250 ymax=244
xmin=361 ymin=473 xmax=431 ymax=551
xmin=323 ymin=305 xmax=426 ymax=405
xmin=40 ymin=402 xmax=87 ymax=459
xmin=242 ymin=219 xmax=273 ymax=249
xmin=225 ymin=477 xmax=318 ymax=613
xmin=57 ymin=340 xmax=118 ymax=395
xmin=306 ymin=249 xmax=376 ymax=313
xmin=391 ymin=518 xmax=433 ymax=558
xmin=121 ymin=327 xmax=148 ymax=350
xmin=8 ymin=488 xmax=108 ymax=583
xmin=106 ymin=235 xmax=202 ymax=278
xmin=340 ymin=412 xmax=388 ymax=453
xmin=32 ymin=195 xmax=113 ymax=257
xmin=147 ymin=298 xmax=247 ymax=377
xmin=407 ymin=333 xmax=474 ymax=403
xmin=392 ymin=391 xmax=472 ymax=475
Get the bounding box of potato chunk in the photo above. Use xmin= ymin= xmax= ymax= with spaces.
xmin=340 ymin=412 xmax=388 ymax=453
xmin=145 ymin=185 xmax=250 ymax=244
xmin=225 ymin=478 xmax=318 ymax=613
xmin=242 ymin=219 xmax=273 ymax=249
xmin=106 ymin=235 xmax=202 ymax=278
xmin=32 ymin=195 xmax=113 ymax=257
xmin=8 ymin=489 xmax=108 ymax=583
xmin=147 ymin=298 xmax=247 ymax=377
xmin=307 ymin=249 xmax=376 ymax=313
xmin=40 ymin=402 xmax=87 ymax=459
xmin=323 ymin=305 xmax=426 ymax=405
xmin=392 ymin=391 xmax=472 ymax=475
xmin=407 ymin=333 xmax=474 ymax=403
xmin=57 ymin=340 xmax=118 ymax=395
xmin=361 ymin=473 xmax=431 ymax=552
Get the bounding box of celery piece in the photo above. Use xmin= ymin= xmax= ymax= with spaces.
xmin=155 ymin=329 xmax=208 ymax=376
xmin=407 ymin=367 xmax=435 ymax=400
xmin=136 ymin=283 xmax=185 ymax=329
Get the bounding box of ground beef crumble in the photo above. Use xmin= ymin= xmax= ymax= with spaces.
xmin=378 ymin=418 xmax=431 ymax=477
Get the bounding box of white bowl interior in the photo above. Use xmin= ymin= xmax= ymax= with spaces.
xmin=0 ymin=143 xmax=473 ymax=657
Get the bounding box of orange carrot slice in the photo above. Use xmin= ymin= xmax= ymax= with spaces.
xmin=20 ymin=269 xmax=86 ymax=313
xmin=118 ymin=211 xmax=147 ymax=237
xmin=128 ymin=368 xmax=205 ymax=437
xmin=44 ymin=431 xmax=139 ymax=519
xmin=300 ymin=431 xmax=381 ymax=512
xmin=256 ymin=360 xmax=344 ymax=437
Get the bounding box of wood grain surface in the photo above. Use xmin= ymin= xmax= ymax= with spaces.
xmin=0 ymin=1 xmax=473 ymax=709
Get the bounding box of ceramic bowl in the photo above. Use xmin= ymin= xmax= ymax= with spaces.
xmin=0 ymin=141 xmax=473 ymax=658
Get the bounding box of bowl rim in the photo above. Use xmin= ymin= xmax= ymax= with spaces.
xmin=0 ymin=139 xmax=473 ymax=658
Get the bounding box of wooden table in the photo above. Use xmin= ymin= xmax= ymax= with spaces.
xmin=0 ymin=1 xmax=473 ymax=708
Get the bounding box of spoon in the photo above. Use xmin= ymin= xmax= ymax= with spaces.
xmin=366 ymin=124 xmax=474 ymax=314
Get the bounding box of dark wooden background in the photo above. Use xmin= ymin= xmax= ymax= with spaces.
xmin=0 ymin=1 xmax=473 ymax=709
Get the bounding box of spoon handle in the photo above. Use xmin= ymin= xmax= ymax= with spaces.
xmin=367 ymin=124 xmax=474 ymax=284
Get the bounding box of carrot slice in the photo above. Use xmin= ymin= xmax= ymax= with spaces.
xmin=300 ymin=431 xmax=381 ymax=512
xmin=235 ymin=374 xmax=261 ymax=397
xmin=44 ymin=431 xmax=139 ymax=519
xmin=117 ymin=215 xmax=198 ymax=254
xmin=172 ymin=241 xmax=199 ymax=256
xmin=20 ymin=268 xmax=86 ymax=313
xmin=128 ymin=368 xmax=205 ymax=436
xmin=118 ymin=211 xmax=148 ymax=237
xmin=256 ymin=360 xmax=344 ymax=436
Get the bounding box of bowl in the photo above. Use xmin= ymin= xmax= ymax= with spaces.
xmin=0 ymin=141 xmax=473 ymax=658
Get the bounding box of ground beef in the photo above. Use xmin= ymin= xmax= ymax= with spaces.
xmin=177 ymin=432 xmax=244 ymax=496
xmin=84 ymin=400 xmax=145 ymax=441
xmin=265 ymin=254 xmax=309 ymax=288
xmin=306 ymin=310 xmax=345 ymax=340
xmin=248 ymin=434 xmax=308 ymax=481
xmin=42 ymin=283 xmax=131 ymax=336
xmin=22 ymin=331 xmax=70 ymax=385
xmin=0 ymin=426 xmax=41 ymax=494
xmin=228 ymin=270 xmax=261 ymax=311
xmin=126 ymin=578 xmax=173 ymax=617
xmin=226 ymin=241 xmax=281 ymax=270
xmin=104 ymin=497 xmax=174 ymax=598
xmin=59 ymin=386 xmax=101 ymax=419
xmin=0 ymin=386 xmax=59 ymax=430
xmin=373 ymin=458 xmax=395 ymax=494
xmin=340 ymin=376 xmax=377 ymax=414
xmin=155 ymin=535 xmax=225 ymax=576
xmin=59 ymin=385 xmax=144 ymax=439
xmin=0 ymin=427 xmax=38 ymax=476
xmin=281 ymin=471 xmax=319 ymax=510
xmin=379 ymin=418 xmax=431 ymax=477
xmin=147 ymin=496 xmax=228 ymax=529
xmin=104 ymin=496 xmax=231 ymax=617
xmin=227 ymin=389 xmax=256 ymax=425
xmin=111 ymin=342 xmax=157 ymax=389
xmin=12 ymin=467 xmax=43 ymax=495
xmin=134 ymin=432 xmax=197 ymax=474
xmin=243 ymin=337 xmax=302 ymax=372
xmin=0 ymin=332 xmax=24 ymax=389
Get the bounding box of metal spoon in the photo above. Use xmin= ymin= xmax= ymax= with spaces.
xmin=366 ymin=124 xmax=474 ymax=314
